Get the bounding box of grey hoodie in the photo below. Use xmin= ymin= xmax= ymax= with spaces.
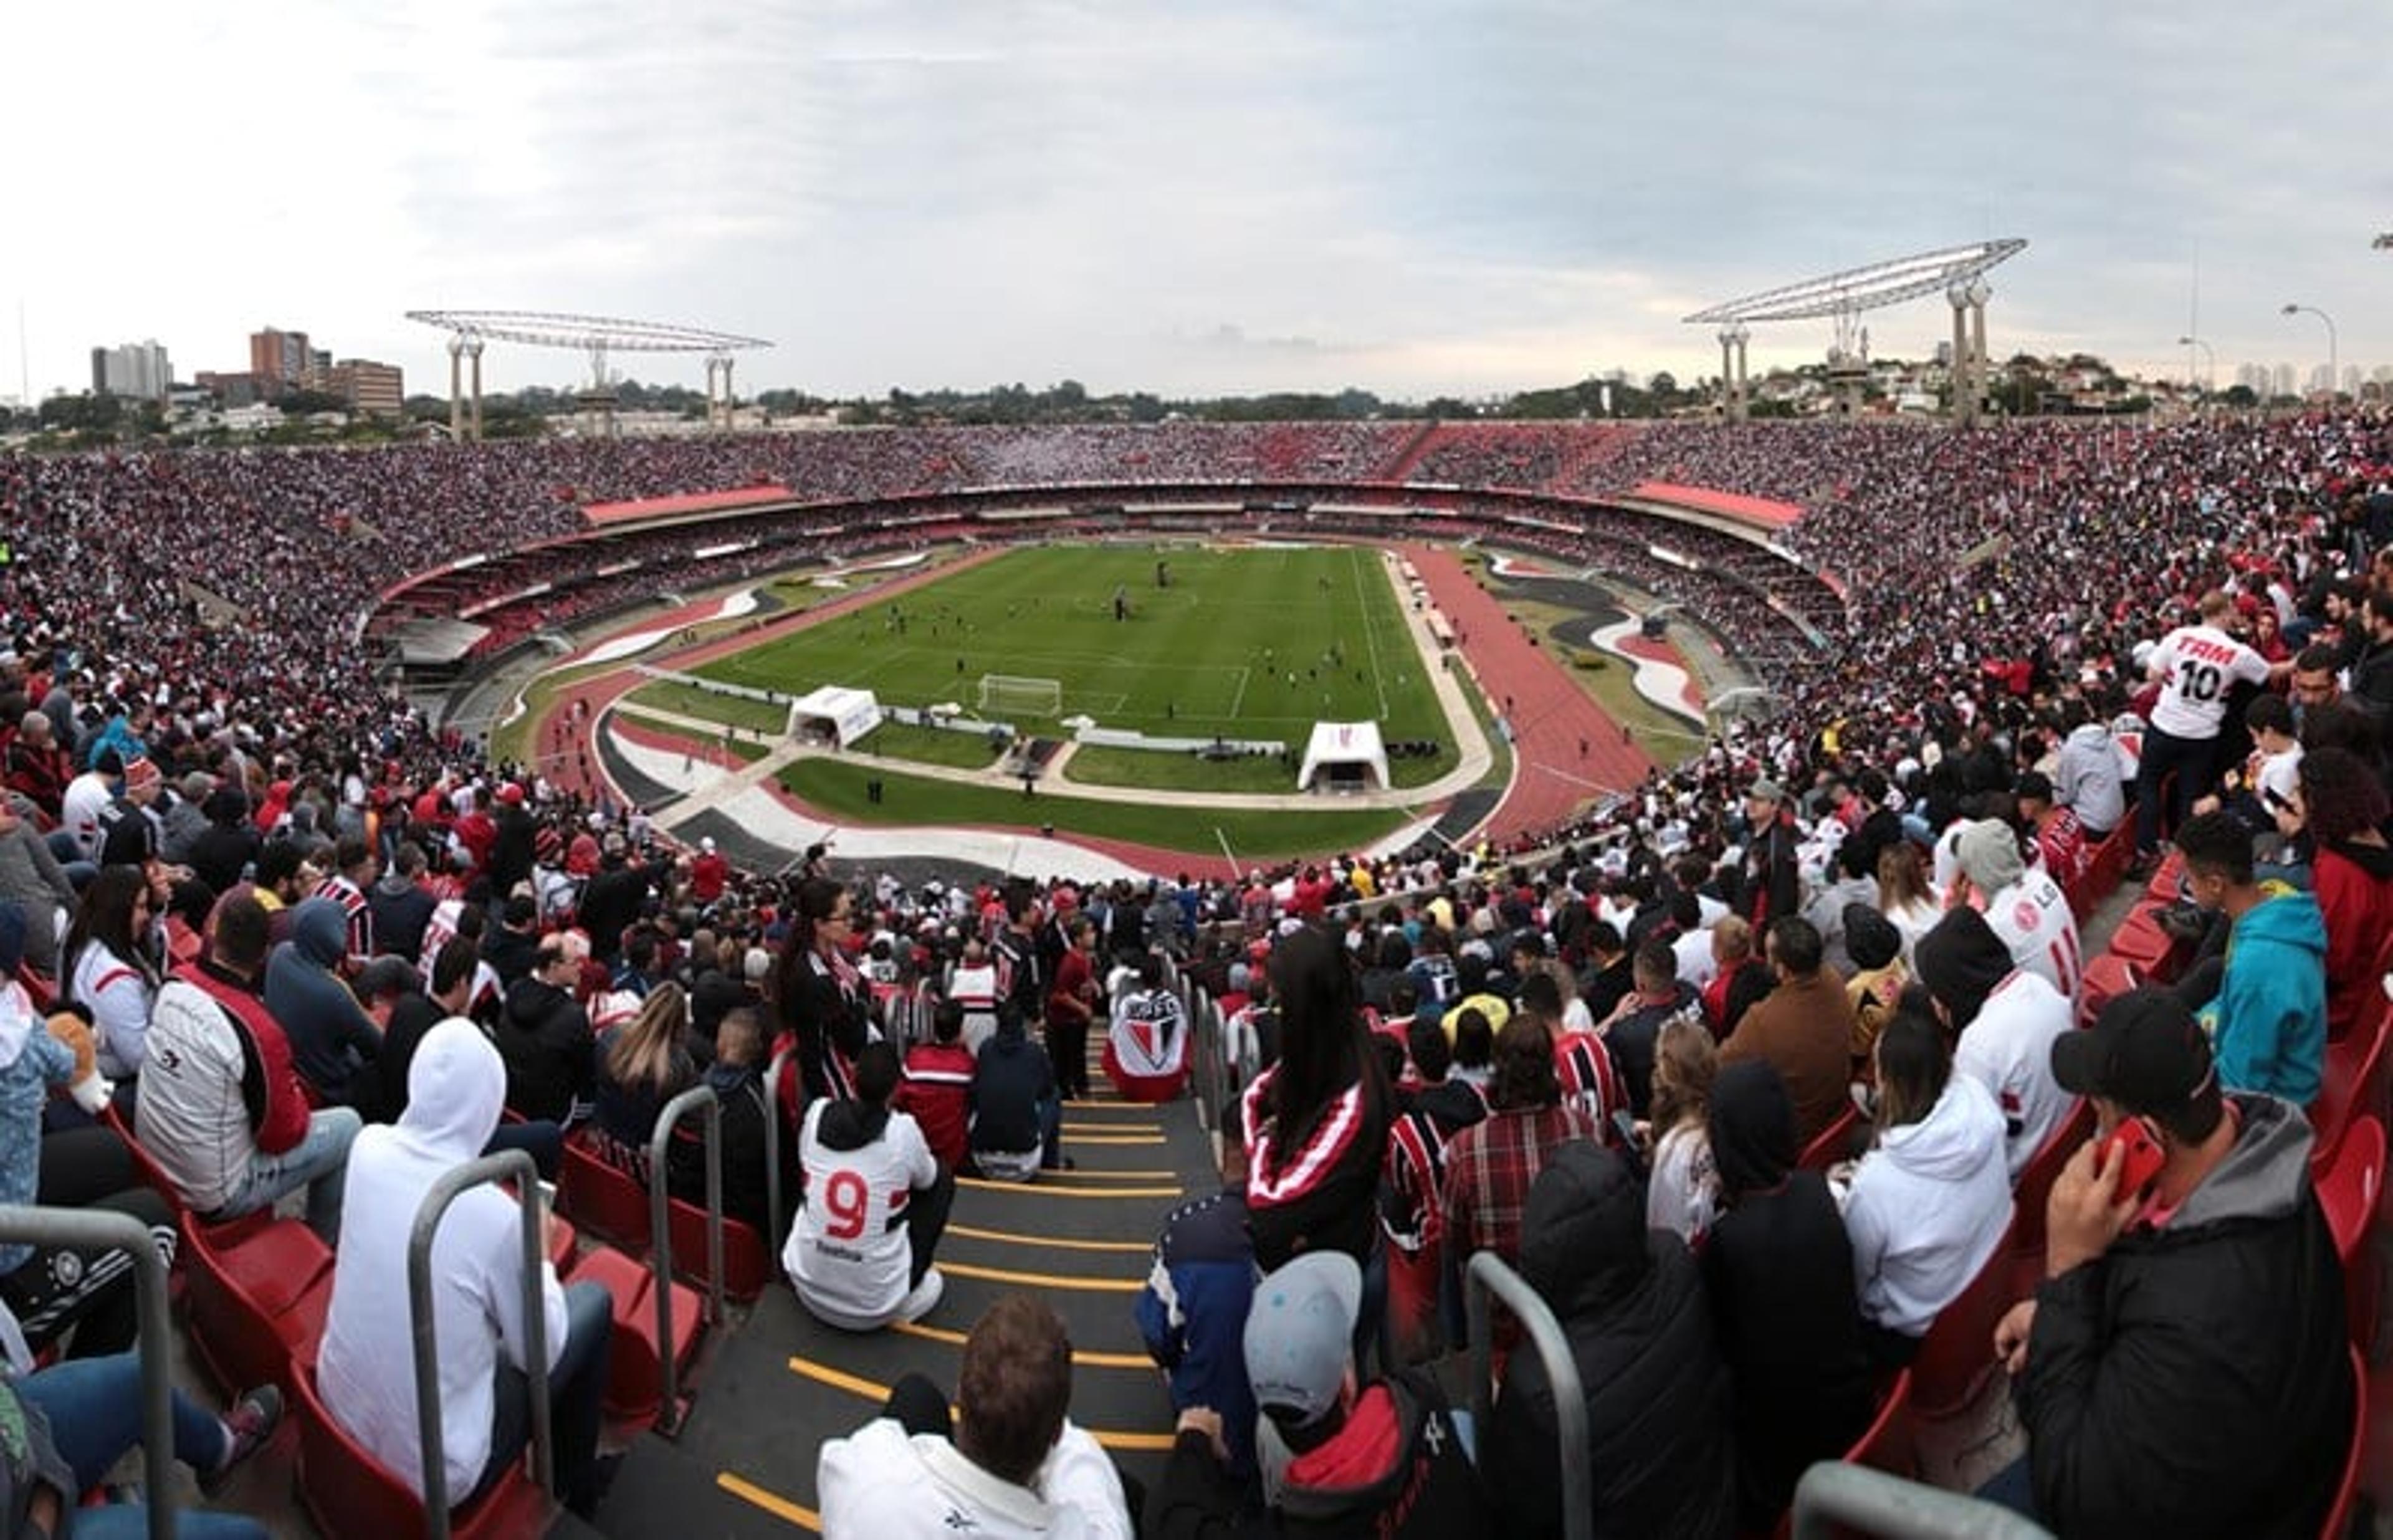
xmin=265 ymin=896 xmax=380 ymax=1100
xmin=2054 ymin=722 xmax=2125 ymax=835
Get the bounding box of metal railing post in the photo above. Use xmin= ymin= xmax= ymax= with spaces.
xmin=765 ymin=1046 xmax=793 ymax=1261
xmin=1465 ymin=1250 xmax=1592 ymax=1540
xmin=0 ymin=1207 xmax=174 ymax=1540
xmin=648 ymin=1083 xmax=725 ymax=1437
xmin=409 ymin=1149 xmax=548 ymax=1540
xmin=1790 ymin=1462 xmax=2055 ymax=1539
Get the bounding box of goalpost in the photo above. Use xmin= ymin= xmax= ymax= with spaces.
xmin=976 ymin=674 xmax=1064 ymax=717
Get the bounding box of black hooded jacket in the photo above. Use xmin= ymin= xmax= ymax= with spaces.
xmin=1486 ymin=1139 xmax=1736 ymax=1540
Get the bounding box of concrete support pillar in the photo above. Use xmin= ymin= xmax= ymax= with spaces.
xmin=467 ymin=340 xmax=485 ymax=440
xmin=447 ymin=338 xmax=464 ymax=440
xmin=1732 ymin=328 xmax=1751 ymax=421
xmin=1949 ymin=289 xmax=1974 ymax=429
xmin=719 ymin=358 xmax=735 ymax=430
xmin=704 ymin=358 xmax=720 ymax=427
xmin=1718 ymin=330 xmax=1737 ymax=421
xmin=1969 ymin=292 xmax=1990 ymax=416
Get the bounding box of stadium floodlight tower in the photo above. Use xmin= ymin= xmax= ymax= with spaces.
xmin=404 ymin=309 xmax=773 ymax=440
xmin=1686 ymin=239 xmax=2027 ymax=424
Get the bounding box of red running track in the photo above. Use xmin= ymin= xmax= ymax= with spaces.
xmin=1404 ymin=544 xmax=1652 ymax=842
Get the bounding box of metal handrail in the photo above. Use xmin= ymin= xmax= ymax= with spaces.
xmin=1790 ymin=1463 xmax=2055 ymax=1539
xmin=647 ymin=1083 xmax=725 ymax=1437
xmin=0 ymin=1206 xmax=174 ymax=1540
xmin=1185 ymin=985 xmax=1223 ymax=1136
xmin=1465 ymin=1250 xmax=1591 ymax=1540
xmin=411 ymin=1149 xmax=551 ymax=1538
xmin=765 ymin=1046 xmax=793 ymax=1260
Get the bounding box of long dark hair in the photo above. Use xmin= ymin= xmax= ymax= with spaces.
xmin=65 ymin=865 xmax=158 ymax=985
xmin=1257 ymin=925 xmax=1382 ymax=1149
xmin=771 ymin=876 xmax=848 ymax=1010
xmin=1874 ymin=1007 xmax=1951 ymax=1131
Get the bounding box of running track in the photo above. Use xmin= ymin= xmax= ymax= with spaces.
xmin=1403 ymin=544 xmax=1652 ymax=840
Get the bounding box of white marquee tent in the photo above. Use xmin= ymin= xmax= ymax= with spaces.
xmin=788 ymin=685 xmax=884 ymax=748
xmin=1296 ymin=720 xmax=1390 ymax=792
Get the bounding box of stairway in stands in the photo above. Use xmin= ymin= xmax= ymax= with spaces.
xmin=595 ymin=1050 xmax=1210 ymax=1535
xmin=1375 ymin=420 xmax=1448 ymax=483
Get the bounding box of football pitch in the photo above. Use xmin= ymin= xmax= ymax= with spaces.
xmin=690 ymin=544 xmax=1458 ymax=789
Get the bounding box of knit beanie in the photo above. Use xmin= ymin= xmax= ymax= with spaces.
xmin=1954 ymin=818 xmax=2028 ymax=896
xmin=1843 ymin=904 xmax=1903 ymax=972
xmin=1914 ymin=905 xmax=2015 ymax=1028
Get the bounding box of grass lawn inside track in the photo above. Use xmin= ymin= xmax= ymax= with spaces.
xmin=695 ymin=545 xmax=1456 ymax=794
xmin=775 ymin=758 xmax=1410 ymax=860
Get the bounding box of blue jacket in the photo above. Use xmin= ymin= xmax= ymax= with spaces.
xmin=265 ymin=898 xmax=381 ymax=1101
xmin=1135 ymin=1187 xmax=1258 ymax=1483
xmin=0 ymin=1012 xmax=75 ymax=1274
xmin=2210 ymin=888 xmax=2328 ymax=1106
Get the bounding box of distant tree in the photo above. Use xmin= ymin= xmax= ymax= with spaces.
xmin=2220 ymin=384 xmax=2258 ymax=408
xmin=277 ymin=389 xmax=347 ymax=416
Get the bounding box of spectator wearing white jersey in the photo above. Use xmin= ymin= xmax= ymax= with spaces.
xmin=1948 ymin=819 xmax=2083 ymax=1009
xmin=2133 ymin=592 xmax=2285 ymax=869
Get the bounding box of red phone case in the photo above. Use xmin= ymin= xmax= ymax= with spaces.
xmin=2101 ymin=1117 xmax=2167 ymax=1194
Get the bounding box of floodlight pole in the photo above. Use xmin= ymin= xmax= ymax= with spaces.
xmin=2281 ymin=303 xmax=2338 ymax=400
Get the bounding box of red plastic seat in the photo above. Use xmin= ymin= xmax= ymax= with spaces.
xmin=2012 ymin=1100 xmax=2093 ymax=1261
xmin=2317 ymin=1115 xmax=2382 ymax=1351
xmin=1767 ymin=1370 xmax=1915 ymax=1539
xmin=557 ymin=1132 xmax=652 ymax=1254
xmin=291 ymin=1361 xmax=551 ymax=1540
xmin=565 ymin=1244 xmax=704 ymax=1423
xmin=1908 ymin=1217 xmax=2021 ymax=1424
xmin=179 ymin=1212 xmax=335 ymax=1397
xmin=2311 ymin=1019 xmax=2389 ymax=1178
xmin=2076 ymin=953 xmax=2142 ymax=1029
xmin=663 ymin=1197 xmax=769 ymax=1303
xmin=2104 ymin=908 xmax=2182 ymax=984
xmin=1798 ymin=1105 xmax=1862 ymax=1172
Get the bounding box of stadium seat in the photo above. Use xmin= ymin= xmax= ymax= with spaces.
xmin=557 ymin=1131 xmax=652 ymax=1254
xmin=292 ymin=1361 xmax=552 ymax=1540
xmin=2012 ymin=1098 xmax=2093 ymax=1263
xmin=1798 ymin=1105 xmax=1862 ymax=1172
xmin=564 ymin=1243 xmax=705 ymax=1424
xmin=663 ymin=1195 xmax=770 ymax=1303
xmin=2103 ymin=908 xmax=2183 ymax=985
xmin=1769 ymin=1370 xmax=1915 ymax=1540
xmin=1908 ymin=1217 xmax=2020 ymax=1425
xmin=2076 ymin=952 xmax=2142 ymax=1028
xmin=178 ymin=1211 xmax=335 ymax=1397
xmin=2316 ymin=1115 xmax=2382 ymax=1349
xmin=2311 ymin=1019 xmax=2389 ymax=1179
xmin=2318 ymin=1344 xmax=2367 ymax=1540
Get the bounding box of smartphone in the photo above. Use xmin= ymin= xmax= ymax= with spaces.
xmin=1610 ymin=1109 xmax=1641 ymax=1152
xmin=2098 ymin=1116 xmax=2167 ymax=1196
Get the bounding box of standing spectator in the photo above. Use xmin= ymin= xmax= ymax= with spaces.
xmin=62 ymin=865 xmax=165 ymax=1081
xmin=1739 ymin=777 xmax=1801 ymax=927
xmin=785 ymin=1041 xmax=952 ymax=1331
xmin=1983 ymin=990 xmax=2349 ymax=1538
xmin=818 ymin=1295 xmax=1131 ymax=1536
xmin=773 ymin=877 xmax=870 ymax=1106
xmin=264 ymin=896 xmax=381 ymax=1107
xmin=1842 ymin=1009 xmax=2013 ymax=1367
xmin=1916 ymin=906 xmax=2074 ymax=1178
xmin=1105 ymin=953 xmax=1188 ymax=1104
xmin=1045 ymin=918 xmax=1101 ymax=1100
xmin=1703 ymin=1060 xmax=1875 ymax=1531
xmin=2133 ymin=591 xmax=2283 ymax=871
xmin=138 ymin=893 xmax=359 ymax=1238
xmin=1441 ymin=1017 xmax=1601 ymax=1288
xmin=1380 ymin=1015 xmax=1484 ymax=1361
xmin=990 ymin=886 xmax=1045 ymax=1026
xmin=1486 ymin=1141 xmax=1734 ymax=1540
xmin=896 ymin=997 xmax=975 ymax=1173
xmin=1643 ymin=1016 xmax=1719 ymax=1243
xmin=1717 ymin=916 xmax=1857 ymax=1147
xmin=2176 ymin=811 xmax=2327 ymax=1105
xmin=318 ymin=1019 xmax=616 ymax=1518
xmin=1598 ymin=939 xmax=1696 ymax=1117
xmin=496 ymin=932 xmax=596 ymax=1126
xmin=689 ymin=836 xmax=729 ymax=906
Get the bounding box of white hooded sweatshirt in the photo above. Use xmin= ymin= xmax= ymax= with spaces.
xmin=1843 ymin=1072 xmax=2013 ymax=1336
xmin=318 ymin=1019 xmax=568 ymax=1503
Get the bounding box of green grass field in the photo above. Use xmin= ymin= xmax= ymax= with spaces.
xmin=694 ymin=545 xmax=1459 ymax=793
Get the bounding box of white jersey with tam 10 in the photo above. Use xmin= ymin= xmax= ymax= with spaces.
xmin=2147 ymin=624 xmax=2270 ymax=739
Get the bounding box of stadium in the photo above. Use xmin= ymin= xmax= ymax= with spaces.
xmin=1 ymin=399 xmax=2389 ymax=1538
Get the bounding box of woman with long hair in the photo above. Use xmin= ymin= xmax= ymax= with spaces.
xmin=771 ymin=877 xmax=871 ymax=1106
xmin=1240 ymin=925 xmax=1392 ymax=1280
xmin=1645 ymin=1015 xmax=1719 ymax=1243
xmin=2286 ymin=748 xmax=2393 ymax=1042
xmin=1841 ymin=1004 xmax=2012 ymax=1367
xmin=1875 ymin=842 xmax=1942 ymax=964
xmin=64 ymin=865 xmax=166 ymax=1081
xmin=592 ymin=982 xmax=698 ymax=1181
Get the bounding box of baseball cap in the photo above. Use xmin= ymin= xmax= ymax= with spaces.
xmin=700 ymin=837 xmax=717 ymax=853
xmin=1243 ymin=1252 xmax=1362 ymax=1430
xmin=2052 ymin=989 xmax=2217 ymax=1118
xmin=495 ymin=782 xmax=525 ymax=806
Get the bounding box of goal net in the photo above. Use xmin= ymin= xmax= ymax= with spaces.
xmin=976 ymin=674 xmax=1064 ymax=717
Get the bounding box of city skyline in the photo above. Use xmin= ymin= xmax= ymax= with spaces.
xmin=4 ymin=1 xmax=2387 ymax=406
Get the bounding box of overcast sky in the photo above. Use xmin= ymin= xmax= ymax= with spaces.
xmin=4 ymin=1 xmax=2386 ymax=404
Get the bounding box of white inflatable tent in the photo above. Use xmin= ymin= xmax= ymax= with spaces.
xmin=788 ymin=686 xmax=884 ymax=748
xmin=1296 ymin=720 xmax=1390 ymax=792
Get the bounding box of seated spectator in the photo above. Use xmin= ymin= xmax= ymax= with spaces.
xmin=137 ymin=893 xmax=360 ymax=1238
xmin=1703 ymin=1060 xmax=1875 ymax=1532
xmin=366 ymin=840 xmax=437 ymax=966
xmin=62 ymin=864 xmax=165 ymax=1081
xmin=1487 ymin=1141 xmax=1734 ymax=1540
xmin=2052 ymin=699 xmax=2125 ymax=842
xmin=2176 ymin=810 xmax=2326 ymax=1104
xmin=970 ymin=1004 xmax=1062 ymax=1180
xmin=2015 ymin=771 xmax=2090 ymax=890
xmin=1597 ymin=939 xmax=1694 ymax=1116
xmin=896 ymin=997 xmax=975 ymax=1173
xmin=1643 ymin=1016 xmax=1718 ymax=1243
xmin=1148 ymin=1250 xmax=1483 ymax=1536
xmin=668 ymin=1006 xmax=780 ymax=1237
xmin=1983 ymin=990 xmax=2349 ymax=1537
xmin=786 ymin=1040 xmax=952 ymax=1331
xmin=1 ymin=1348 xmax=282 ymax=1540
xmin=590 ymin=982 xmax=698 ymax=1182
xmin=1718 ymin=916 xmax=1857 ymax=1146
xmin=1875 ymin=842 xmax=1944 ymax=965
xmin=1843 ymin=1007 xmax=2013 ymax=1366
xmin=1105 ymin=953 xmax=1190 ymax=1103
xmin=945 ymin=938 xmax=1001 ymax=1058
xmin=1916 ymin=906 xmax=2073 ymax=1178
xmin=819 ymin=1294 xmax=1132 ymax=1536
xmin=264 ymin=895 xmax=381 ymax=1106
xmin=497 ymin=931 xmax=596 ymax=1125
xmin=1804 ymin=838 xmax=1880 ymax=979
xmin=0 ymin=794 xmax=75 ymax=979
xmin=1949 ymin=819 xmax=2084 ymax=1005
xmin=1843 ymin=903 xmax=1908 ymax=1074
xmin=318 ymin=1019 xmax=615 ymax=1517
xmin=1442 ymin=1017 xmax=1600 ymax=1287
xmin=1699 ymin=915 xmax=1761 ymax=1034
xmin=2287 ymin=748 xmax=2393 ymax=1042
xmin=1135 ymin=1188 xmax=1258 ymax=1488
